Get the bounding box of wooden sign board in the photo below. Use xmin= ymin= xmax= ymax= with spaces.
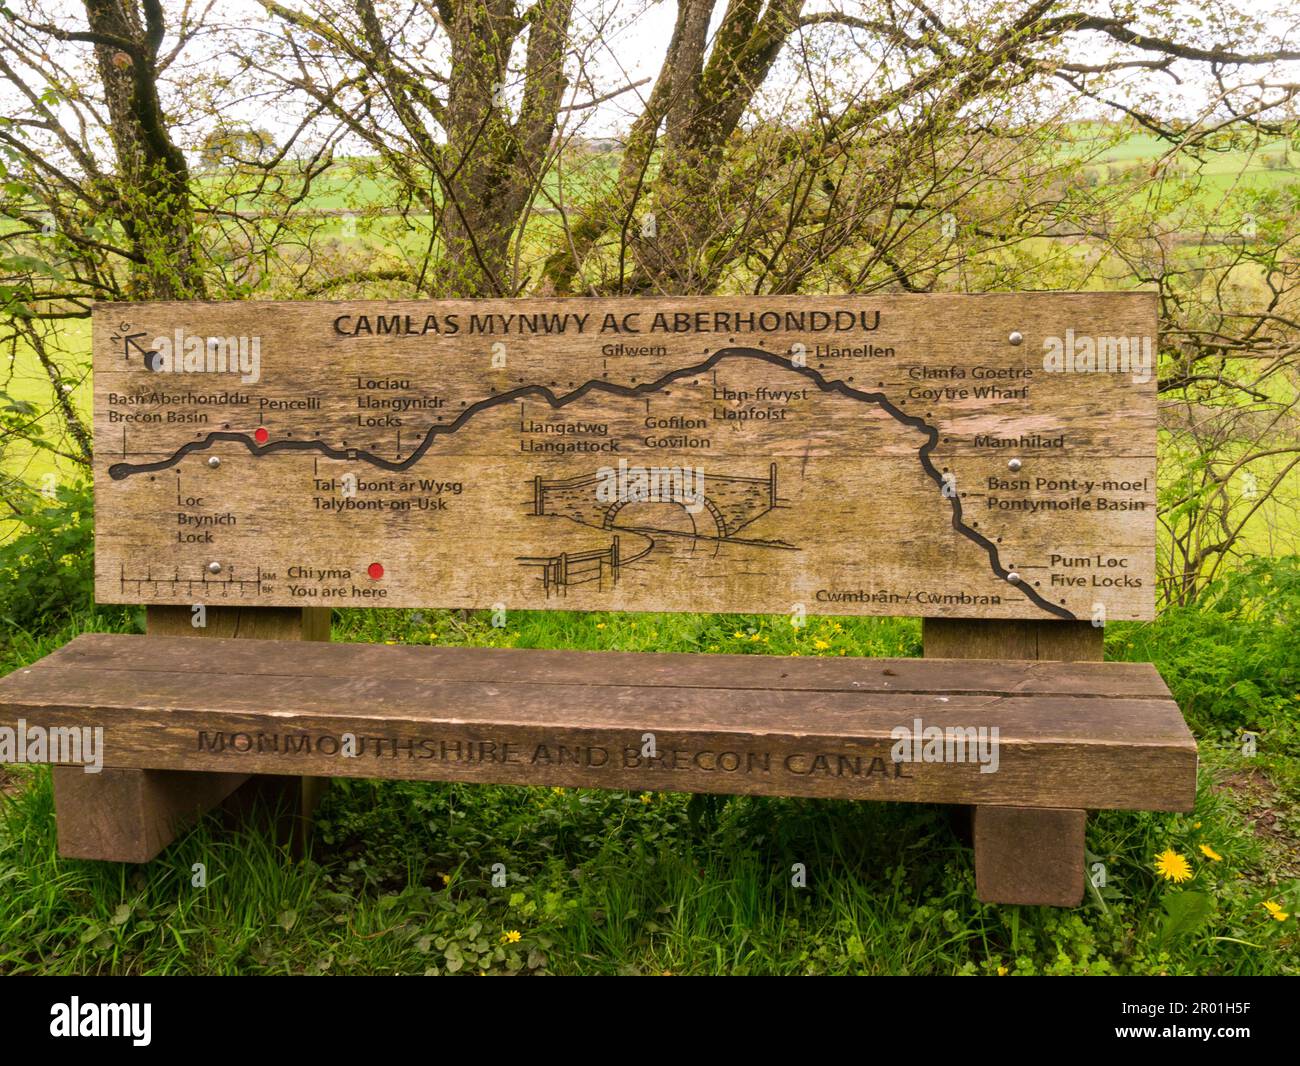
xmin=92 ymin=294 xmax=1157 ymax=621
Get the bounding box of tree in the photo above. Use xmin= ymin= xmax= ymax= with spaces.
xmin=3 ymin=0 xmax=206 ymax=300
xmin=0 ymin=0 xmax=335 ymax=485
xmin=260 ymin=0 xmax=580 ymax=296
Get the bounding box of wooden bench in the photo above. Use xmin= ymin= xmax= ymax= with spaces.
xmin=0 ymin=293 xmax=1197 ymax=906
xmin=2 ymin=631 xmax=1194 ymax=904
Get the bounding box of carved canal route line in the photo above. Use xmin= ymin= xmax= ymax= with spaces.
xmin=107 ymin=346 xmax=1076 ymax=620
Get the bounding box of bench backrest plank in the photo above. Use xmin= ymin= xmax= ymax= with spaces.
xmin=92 ymin=293 xmax=1157 ymax=622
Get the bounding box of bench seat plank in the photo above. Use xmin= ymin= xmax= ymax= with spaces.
xmin=44 ymin=632 xmax=1171 ymax=697
xmin=0 ymin=633 xmax=1196 ymax=812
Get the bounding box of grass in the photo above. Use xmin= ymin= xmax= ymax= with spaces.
xmin=1 ymin=580 xmax=1297 ymax=975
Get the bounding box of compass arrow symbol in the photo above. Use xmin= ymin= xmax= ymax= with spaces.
xmin=121 ymin=331 xmax=161 ymax=370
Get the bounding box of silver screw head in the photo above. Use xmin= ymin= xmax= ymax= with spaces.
xmin=1008 ymin=331 xmax=1024 ymax=346
xmin=207 ymin=562 xmax=222 ymax=574
xmin=1006 ymin=571 xmax=1021 ymax=584
xmin=1008 ymin=457 xmax=1022 ymax=472
xmin=208 ymin=456 xmax=220 ymax=468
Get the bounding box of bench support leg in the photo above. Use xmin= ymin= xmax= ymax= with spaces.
xmin=973 ymin=806 xmax=1086 ymax=907
xmin=923 ymin=618 xmax=1101 ymax=907
xmin=50 ymin=606 xmax=330 ymax=862
xmin=52 ymin=766 xmax=249 ymax=863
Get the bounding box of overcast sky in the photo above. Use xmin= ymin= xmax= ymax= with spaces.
xmin=5 ymin=0 xmax=1299 ymax=155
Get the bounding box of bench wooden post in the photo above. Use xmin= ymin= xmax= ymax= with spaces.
xmin=51 ymin=606 xmax=330 ymax=862
xmin=923 ymin=618 xmax=1102 ymax=906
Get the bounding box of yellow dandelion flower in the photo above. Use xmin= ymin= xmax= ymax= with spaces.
xmin=639 ymin=792 xmax=653 ymax=804
xmin=1263 ymin=901 xmax=1289 ymax=922
xmin=1154 ymin=848 xmax=1193 ymax=883
xmin=997 ymin=965 xmax=1008 ymax=976
xmin=1199 ymin=844 xmax=1222 ymax=861
xmin=814 ymin=639 xmax=830 ymax=650
xmin=551 ymin=786 xmax=566 ymax=795
xmin=732 ymin=630 xmax=746 ymax=639
xmin=501 ymin=929 xmax=522 ymax=943
xmin=596 ymin=622 xmax=605 ymax=629
xmin=440 ymin=873 xmax=451 ymax=885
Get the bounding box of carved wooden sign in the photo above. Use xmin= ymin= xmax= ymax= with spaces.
xmin=93 ymin=294 xmax=1157 ymax=620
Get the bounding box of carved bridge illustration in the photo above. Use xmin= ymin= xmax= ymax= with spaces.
xmin=519 ymin=463 xmax=787 ymax=596
xmin=530 ymin=463 xmax=779 ymax=540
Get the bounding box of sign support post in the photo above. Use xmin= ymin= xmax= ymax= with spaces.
xmin=923 ymin=618 xmax=1102 ymax=905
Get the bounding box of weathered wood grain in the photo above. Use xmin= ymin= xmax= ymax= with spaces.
xmin=47 ymin=631 xmax=1171 ymax=697
xmin=922 ymin=618 xmax=1104 ymax=661
xmin=2 ymin=634 xmax=1196 ymax=812
xmin=146 ymin=604 xmax=332 ymax=642
xmin=92 ymin=294 xmax=1158 ymax=620
xmin=150 ymin=605 xmax=332 ymax=856
xmin=973 ymin=806 xmax=1088 ymax=907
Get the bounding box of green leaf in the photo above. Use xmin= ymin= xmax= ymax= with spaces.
xmin=1159 ymin=890 xmax=1215 ymax=944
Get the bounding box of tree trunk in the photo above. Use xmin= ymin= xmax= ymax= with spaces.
xmin=83 ymin=0 xmax=205 ymax=299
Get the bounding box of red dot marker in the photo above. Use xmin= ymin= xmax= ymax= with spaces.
xmin=254 ymin=427 xmax=269 ymax=444
xmin=367 ymin=562 xmax=384 ymax=580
